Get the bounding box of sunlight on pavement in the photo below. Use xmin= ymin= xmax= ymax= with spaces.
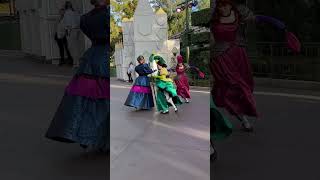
xmin=147 ymin=149 xmax=209 ymax=179
xmin=152 ymin=120 xmax=209 ymax=141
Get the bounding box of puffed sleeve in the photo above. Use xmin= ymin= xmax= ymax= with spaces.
xmin=236 ymin=4 xmax=254 ymax=22
xmin=143 ymin=64 xmax=154 ymax=75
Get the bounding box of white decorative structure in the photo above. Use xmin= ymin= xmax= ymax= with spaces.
xmin=115 ymin=0 xmax=180 ymax=81
xmin=15 ymin=0 xmax=93 ymax=66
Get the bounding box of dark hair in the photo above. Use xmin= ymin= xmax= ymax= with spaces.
xmin=211 ymin=0 xmax=237 ymax=24
xmin=137 ymin=55 xmax=144 ymax=62
xmin=157 ymin=61 xmax=167 ymax=68
xmin=65 ymin=1 xmax=74 ymax=11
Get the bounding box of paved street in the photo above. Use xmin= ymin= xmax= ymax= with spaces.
xmin=110 ymin=80 xmax=210 ymax=180
xmin=1 ymin=53 xmax=320 ymax=180
xmin=213 ymin=87 xmax=320 ymax=179
xmin=0 ymin=55 xmax=108 ymax=180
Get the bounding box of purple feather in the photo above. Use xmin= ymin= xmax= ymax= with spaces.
xmin=255 ymin=15 xmax=286 ymax=30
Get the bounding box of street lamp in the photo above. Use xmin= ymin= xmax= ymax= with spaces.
xmin=175 ymin=0 xmax=198 ymax=64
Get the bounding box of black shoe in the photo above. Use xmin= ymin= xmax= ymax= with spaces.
xmin=241 ymin=123 xmax=254 ymax=132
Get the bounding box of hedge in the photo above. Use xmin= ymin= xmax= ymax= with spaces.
xmin=191 ymin=8 xmax=211 ymax=27
xmin=181 ymin=31 xmax=210 ymax=45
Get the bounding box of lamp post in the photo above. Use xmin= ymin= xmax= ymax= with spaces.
xmin=176 ymin=0 xmax=198 ymax=64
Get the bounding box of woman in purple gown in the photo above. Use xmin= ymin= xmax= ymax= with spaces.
xmin=211 ymin=0 xmax=257 ymax=131
xmin=211 ymin=0 xmax=300 ymax=132
xmin=174 ymin=55 xmax=191 ymax=103
xmin=46 ymin=0 xmax=109 ymax=152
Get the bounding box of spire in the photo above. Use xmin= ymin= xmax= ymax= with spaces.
xmin=156 ymin=8 xmax=166 ymax=15
xmin=134 ymin=0 xmax=154 ymax=16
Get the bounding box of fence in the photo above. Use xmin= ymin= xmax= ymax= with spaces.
xmin=251 ymin=42 xmax=320 ymax=81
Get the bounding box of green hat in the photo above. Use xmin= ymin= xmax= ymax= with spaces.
xmin=154 ymin=55 xmax=166 ymax=67
xmin=149 ymin=53 xmax=155 ymax=62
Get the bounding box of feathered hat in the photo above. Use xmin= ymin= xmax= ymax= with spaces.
xmin=153 ymin=55 xmax=167 ymax=67
xmin=177 ymin=55 xmax=183 ymax=64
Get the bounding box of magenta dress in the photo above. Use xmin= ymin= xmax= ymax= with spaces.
xmin=211 ymin=6 xmax=258 ymax=117
xmin=174 ymin=65 xmax=191 ymax=99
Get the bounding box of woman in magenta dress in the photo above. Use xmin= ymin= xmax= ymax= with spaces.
xmin=211 ymin=0 xmax=300 ymax=132
xmin=211 ymin=0 xmax=257 ymax=131
xmin=174 ymin=55 xmax=191 ymax=103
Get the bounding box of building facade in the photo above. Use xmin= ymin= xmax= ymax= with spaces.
xmin=114 ymin=0 xmax=180 ymax=81
xmin=15 ymin=0 xmax=93 ymax=65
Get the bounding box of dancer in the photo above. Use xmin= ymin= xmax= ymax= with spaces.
xmin=152 ymin=55 xmax=182 ymax=114
xmin=174 ymin=55 xmax=191 ymax=103
xmin=124 ymin=56 xmax=155 ymax=110
xmin=210 ymin=95 xmax=233 ymax=162
xmin=46 ymin=0 xmax=109 ymax=152
xmin=211 ymin=0 xmax=300 ymax=132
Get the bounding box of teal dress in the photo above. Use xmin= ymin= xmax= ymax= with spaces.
xmin=154 ymin=68 xmax=182 ymax=112
xmin=211 ymin=95 xmax=232 ymax=141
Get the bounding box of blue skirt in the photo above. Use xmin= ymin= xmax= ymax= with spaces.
xmin=124 ymin=76 xmax=154 ymax=110
xmin=46 ymin=45 xmax=109 ymax=148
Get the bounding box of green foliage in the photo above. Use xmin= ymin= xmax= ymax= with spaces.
xmin=181 ymin=31 xmax=210 ymax=45
xmin=191 ymin=8 xmax=211 ymax=27
xmin=180 ymin=47 xmax=210 ymax=73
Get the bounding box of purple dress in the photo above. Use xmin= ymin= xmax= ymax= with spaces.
xmin=211 ymin=5 xmax=258 ymax=117
xmin=46 ymin=6 xmax=109 ymax=149
xmin=174 ymin=65 xmax=191 ymax=99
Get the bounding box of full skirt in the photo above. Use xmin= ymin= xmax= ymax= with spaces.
xmin=46 ymin=45 xmax=109 ymax=148
xmin=124 ymin=76 xmax=154 ymax=110
xmin=211 ymin=46 xmax=258 ymax=117
xmin=174 ymin=74 xmax=191 ymax=99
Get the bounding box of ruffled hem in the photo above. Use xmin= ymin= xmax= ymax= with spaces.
xmin=65 ymin=75 xmax=109 ymax=99
xmin=124 ymin=91 xmax=154 ymax=109
xmin=46 ymin=94 xmax=109 ymax=146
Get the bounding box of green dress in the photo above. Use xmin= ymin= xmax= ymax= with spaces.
xmin=154 ymin=68 xmax=182 ymax=112
xmin=211 ymin=95 xmax=233 ymax=140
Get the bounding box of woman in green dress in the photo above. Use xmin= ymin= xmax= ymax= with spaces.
xmin=211 ymin=94 xmax=233 ymax=162
xmin=153 ymin=55 xmax=182 ymax=114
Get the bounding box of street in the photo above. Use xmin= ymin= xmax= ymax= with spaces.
xmin=1 ymin=54 xmax=320 ymax=180
xmin=0 ymin=55 xmax=108 ymax=180
xmin=110 ymin=80 xmax=210 ymax=180
xmin=213 ymin=87 xmax=320 ymax=179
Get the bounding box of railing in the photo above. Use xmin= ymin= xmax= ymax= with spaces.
xmin=188 ymin=72 xmax=211 ymax=87
xmin=251 ymin=42 xmax=320 ymax=81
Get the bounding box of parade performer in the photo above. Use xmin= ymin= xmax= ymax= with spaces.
xmin=124 ymin=55 xmax=155 ymax=110
xmin=174 ymin=55 xmax=205 ymax=103
xmin=174 ymin=55 xmax=191 ymax=103
xmin=152 ymin=55 xmax=182 ymax=114
xmin=210 ymin=0 xmax=300 ymax=132
xmin=46 ymin=0 xmax=109 ymax=152
xmin=210 ymin=95 xmax=233 ymax=162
